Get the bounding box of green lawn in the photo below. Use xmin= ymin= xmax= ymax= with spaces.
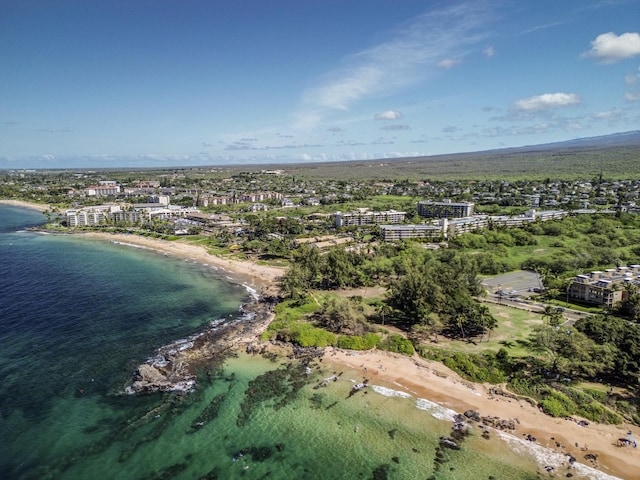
xmin=427 ymin=303 xmax=542 ymax=357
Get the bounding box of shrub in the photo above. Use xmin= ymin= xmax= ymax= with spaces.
xmin=508 ymin=375 xmax=546 ymax=398
xmin=539 ymin=390 xmax=575 ymax=418
xmin=442 ymin=353 xmax=504 ymax=384
xmin=581 ymin=388 xmax=607 ymax=403
xmin=378 ymin=334 xmax=414 ymax=355
xmin=294 ymin=323 xmax=337 ymax=347
xmin=576 ymin=401 xmax=622 ymax=424
xmin=337 ymin=333 xmax=381 ymax=350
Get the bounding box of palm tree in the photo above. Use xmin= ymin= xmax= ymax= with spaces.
xmin=477 ymin=304 xmax=497 ymax=342
xmin=542 ymin=304 xmax=555 ymax=324
xmin=374 ymin=300 xmax=392 ymax=326
xmin=542 ymin=304 xmax=563 ymax=327
xmin=456 ymin=312 xmax=468 ymax=342
xmin=562 ymin=277 xmax=574 ymax=305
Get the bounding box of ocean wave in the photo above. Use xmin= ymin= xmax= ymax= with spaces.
xmin=415 ymin=397 xmax=458 ymax=421
xmin=371 ymin=385 xmax=412 ymax=399
xmin=496 ymin=430 xmax=622 ymax=480
xmin=110 ymin=240 xmax=150 ymax=250
xmin=243 ymin=284 xmax=260 ymax=301
xmin=371 ymin=384 xmax=458 ymax=421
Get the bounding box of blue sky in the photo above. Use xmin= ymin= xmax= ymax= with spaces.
xmin=1 ymin=0 xmax=639 ymax=169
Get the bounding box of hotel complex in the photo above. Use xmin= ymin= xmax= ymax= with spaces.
xmin=417 ymin=200 xmax=475 ymax=218
xmin=333 ymin=209 xmax=406 ymax=227
xmin=379 ymin=209 xmax=569 ymax=242
xmin=568 ymin=265 xmax=640 ymax=307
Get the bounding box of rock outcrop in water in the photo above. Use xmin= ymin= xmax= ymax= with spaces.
xmin=125 ymin=300 xmax=275 ymax=394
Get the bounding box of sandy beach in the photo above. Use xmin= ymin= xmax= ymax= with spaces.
xmin=0 ymin=199 xmax=51 ymax=212
xmin=80 ymin=231 xmax=285 ymax=290
xmin=323 ymin=348 xmax=640 ymax=479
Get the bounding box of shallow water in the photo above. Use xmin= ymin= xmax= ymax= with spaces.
xmin=0 ymin=205 xmax=615 ymax=479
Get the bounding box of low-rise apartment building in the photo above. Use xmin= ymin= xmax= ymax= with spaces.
xmin=568 ymin=265 xmax=640 ymax=307
xmin=85 ymin=183 xmax=120 ymax=196
xmin=379 ymin=209 xmax=572 ymax=242
xmin=334 ymin=209 xmax=406 ymax=228
xmin=380 ymin=224 xmax=442 ymax=242
xmin=66 ymin=205 xmax=128 ymax=226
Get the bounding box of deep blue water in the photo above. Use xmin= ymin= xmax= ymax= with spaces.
xmin=0 ymin=205 xmax=249 ymax=478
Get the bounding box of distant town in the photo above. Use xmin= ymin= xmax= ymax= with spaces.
xmin=3 ymin=167 xmax=640 ymax=310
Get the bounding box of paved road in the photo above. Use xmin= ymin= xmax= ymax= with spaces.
xmin=482 ymin=294 xmax=591 ymax=327
xmin=481 ymin=271 xmax=594 ymax=327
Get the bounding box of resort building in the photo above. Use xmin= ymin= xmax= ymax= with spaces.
xmin=568 ymin=265 xmax=640 ymax=307
xmin=379 ymin=224 xmax=442 ymax=242
xmin=444 ymin=216 xmax=489 ymax=236
xmin=84 ymin=182 xmax=121 ymax=197
xmin=488 ymin=209 xmax=568 ymax=228
xmin=198 ymin=195 xmax=234 ymax=207
xmin=379 ymin=209 xmax=574 ymax=242
xmin=198 ymin=191 xmax=283 ymax=207
xmin=417 ymin=200 xmax=475 ymax=218
xmin=334 ymin=209 xmax=406 ymax=228
xmin=66 ymin=205 xmax=128 ymax=226
xmin=65 ymin=203 xmax=199 ymax=226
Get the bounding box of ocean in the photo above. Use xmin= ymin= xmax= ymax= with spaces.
xmin=0 ymin=204 xmax=613 ymax=480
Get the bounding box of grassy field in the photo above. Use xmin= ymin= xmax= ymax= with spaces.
xmin=424 ymin=303 xmax=542 ymax=357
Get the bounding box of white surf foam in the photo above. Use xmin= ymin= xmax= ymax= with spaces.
xmin=371 ymin=385 xmax=412 ymax=399
xmin=496 ymin=430 xmax=622 ymax=480
xmin=415 ymin=397 xmax=458 ymax=421
xmin=111 ymin=240 xmax=150 ymax=250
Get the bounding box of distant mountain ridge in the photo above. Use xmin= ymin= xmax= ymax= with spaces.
xmin=283 ymin=130 xmax=640 ymax=180
xmin=508 ymin=130 xmax=640 ymax=152
xmin=2 ymin=130 xmax=638 ymax=171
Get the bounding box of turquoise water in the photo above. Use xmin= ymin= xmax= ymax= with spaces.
xmin=0 ymin=205 xmax=612 ymax=479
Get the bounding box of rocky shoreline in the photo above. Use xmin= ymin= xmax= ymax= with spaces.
xmin=124 ymin=299 xmax=276 ymax=394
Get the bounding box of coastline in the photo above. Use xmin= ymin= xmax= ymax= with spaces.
xmin=79 ymin=231 xmax=284 ymax=292
xmin=88 ymin=230 xmax=639 ymax=479
xmin=0 ymin=199 xmax=51 ymax=212
xmin=4 ymin=200 xmax=638 ymax=478
xmin=323 ymin=348 xmax=640 ymax=480
xmin=70 ymin=231 xmax=284 ymax=394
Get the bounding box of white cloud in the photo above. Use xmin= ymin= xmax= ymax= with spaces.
xmin=375 ymin=110 xmax=403 ymax=120
xmin=313 ymin=66 xmax=383 ymax=111
xmin=513 ymin=92 xmax=581 ymax=111
xmin=624 ymin=67 xmax=640 ymax=100
xmin=380 ymin=124 xmax=410 ymax=131
xmin=437 ymin=58 xmax=462 ymax=69
xmin=595 ymin=110 xmax=614 ymax=119
xmin=483 ymin=45 xmax=495 ymax=58
xmin=582 ymin=32 xmax=640 ymax=63
xmin=520 ymin=21 xmax=564 ymax=36
xmin=295 ymin=1 xmax=493 ymax=128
